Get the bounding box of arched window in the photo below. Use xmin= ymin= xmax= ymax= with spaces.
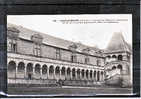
xmin=61 ymin=67 xmax=65 ymax=76
xmin=42 ymin=65 xmax=47 ymax=74
xmin=77 ymin=69 xmax=80 ymax=79
xmin=81 ymin=69 xmax=85 ymax=79
xmin=107 ymin=55 xmax=111 ymax=59
xmin=118 ymin=55 xmax=123 ymax=61
xmin=35 ymin=64 xmax=41 ymax=74
xmin=97 ymin=71 xmax=100 ymax=81
xmin=49 ymin=65 xmax=54 ymax=75
xmin=86 ymin=70 xmax=89 ymax=79
xmin=67 ymin=68 xmax=71 ymax=77
xmin=8 ymin=61 xmax=16 ymax=78
xmin=94 ymin=71 xmax=96 ymax=80
xmin=90 ymin=70 xmax=93 ymax=79
xmin=117 ymin=64 xmax=122 ymax=70
xmin=55 ymin=66 xmax=60 ymax=76
xmin=101 ymin=71 xmax=104 ymax=81
xmin=8 ymin=61 xmax=16 ymax=72
xmin=26 ymin=63 xmax=33 ymax=73
xmin=72 ymin=68 xmax=76 ymax=79
xmin=112 ymin=66 xmax=116 ymax=70
xmin=112 ymin=55 xmax=117 ymax=58
xmin=17 ymin=62 xmax=25 ymax=72
xmin=117 ymin=64 xmax=122 ymax=74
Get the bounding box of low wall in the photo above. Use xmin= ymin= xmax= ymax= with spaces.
xmin=8 ymin=78 xmax=104 ymax=87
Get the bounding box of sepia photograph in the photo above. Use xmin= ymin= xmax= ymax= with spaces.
xmin=7 ymin=14 xmax=132 ymax=96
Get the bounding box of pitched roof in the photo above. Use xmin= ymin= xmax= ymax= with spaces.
xmin=105 ymin=32 xmax=132 ymax=53
xmin=7 ymin=23 xmax=102 ymax=56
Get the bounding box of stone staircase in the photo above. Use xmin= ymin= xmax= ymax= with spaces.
xmin=105 ymin=73 xmax=122 ymax=87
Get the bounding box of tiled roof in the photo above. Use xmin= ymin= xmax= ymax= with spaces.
xmin=7 ymin=23 xmax=102 ymax=56
xmin=105 ymin=32 xmax=132 ymax=53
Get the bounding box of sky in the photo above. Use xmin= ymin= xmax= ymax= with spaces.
xmin=7 ymin=14 xmax=132 ymax=49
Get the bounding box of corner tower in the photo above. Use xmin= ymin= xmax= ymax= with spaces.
xmin=104 ymin=32 xmax=132 ymax=87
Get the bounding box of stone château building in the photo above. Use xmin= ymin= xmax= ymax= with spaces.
xmin=7 ymin=24 xmax=132 ymax=87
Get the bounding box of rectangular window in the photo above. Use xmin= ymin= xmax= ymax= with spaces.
xmin=71 ymin=54 xmax=77 ymax=63
xmin=13 ymin=43 xmax=17 ymax=52
xmin=85 ymin=57 xmax=89 ymax=64
xmin=97 ymin=59 xmax=101 ymax=66
xmin=8 ymin=39 xmax=17 ymax=53
xmin=34 ymin=44 xmax=41 ymax=56
xmin=56 ymin=48 xmax=61 ymax=60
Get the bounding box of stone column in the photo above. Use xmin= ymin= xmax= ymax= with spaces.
xmin=75 ymin=70 xmax=77 ymax=80
xmin=53 ymin=69 xmax=55 ymax=80
xmin=33 ymin=66 xmax=35 ymax=79
xmin=47 ymin=67 xmax=49 ymax=79
xmin=15 ymin=65 xmax=18 ymax=79
xmin=33 ymin=66 xmax=35 ymax=75
xmin=84 ymin=71 xmax=86 ymax=80
xmin=61 ymin=69 xmax=63 ymax=80
xmin=92 ymin=71 xmax=94 ymax=81
xmin=40 ymin=67 xmax=42 ymax=79
xmin=88 ymin=71 xmax=90 ymax=80
xmin=65 ymin=69 xmax=67 ymax=80
xmin=59 ymin=69 xmax=61 ymax=80
xmin=95 ymin=71 xmax=97 ymax=82
xmin=70 ymin=70 xmax=72 ymax=80
xmin=101 ymin=72 xmax=103 ymax=81
xmin=24 ymin=65 xmax=26 ymax=78
xmin=80 ymin=70 xmax=82 ymax=80
xmin=99 ymin=71 xmax=100 ymax=81
xmin=102 ymin=72 xmax=104 ymax=81
xmin=103 ymin=71 xmax=106 ymax=81
xmin=102 ymin=73 xmax=104 ymax=81
xmin=78 ymin=72 xmax=80 ymax=80
xmin=102 ymin=72 xmax=103 ymax=81
xmin=94 ymin=72 xmax=96 ymax=81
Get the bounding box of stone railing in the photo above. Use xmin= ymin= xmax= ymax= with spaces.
xmin=8 ymin=78 xmax=57 ymax=85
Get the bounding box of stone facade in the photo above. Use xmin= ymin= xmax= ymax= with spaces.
xmin=7 ymin=24 xmax=105 ymax=86
xmin=7 ymin=24 xmax=132 ymax=87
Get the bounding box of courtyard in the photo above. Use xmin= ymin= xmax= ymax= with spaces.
xmin=8 ymin=85 xmax=132 ymax=96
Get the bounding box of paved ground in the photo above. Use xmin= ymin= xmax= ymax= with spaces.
xmin=8 ymin=86 xmax=132 ymax=96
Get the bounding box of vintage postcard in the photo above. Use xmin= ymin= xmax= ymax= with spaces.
xmin=7 ymin=14 xmax=132 ymax=96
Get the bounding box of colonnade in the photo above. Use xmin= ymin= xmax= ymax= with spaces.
xmin=8 ymin=60 xmax=105 ymax=82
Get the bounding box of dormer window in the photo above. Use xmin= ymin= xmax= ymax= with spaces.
xmin=31 ymin=34 xmax=43 ymax=44
xmin=7 ymin=27 xmax=19 ymax=53
xmin=7 ymin=27 xmax=20 ymax=39
xmin=82 ymin=47 xmax=90 ymax=54
xmin=68 ymin=43 xmax=78 ymax=62
xmin=31 ymin=34 xmax=43 ymax=56
xmin=68 ymin=43 xmax=77 ymax=51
